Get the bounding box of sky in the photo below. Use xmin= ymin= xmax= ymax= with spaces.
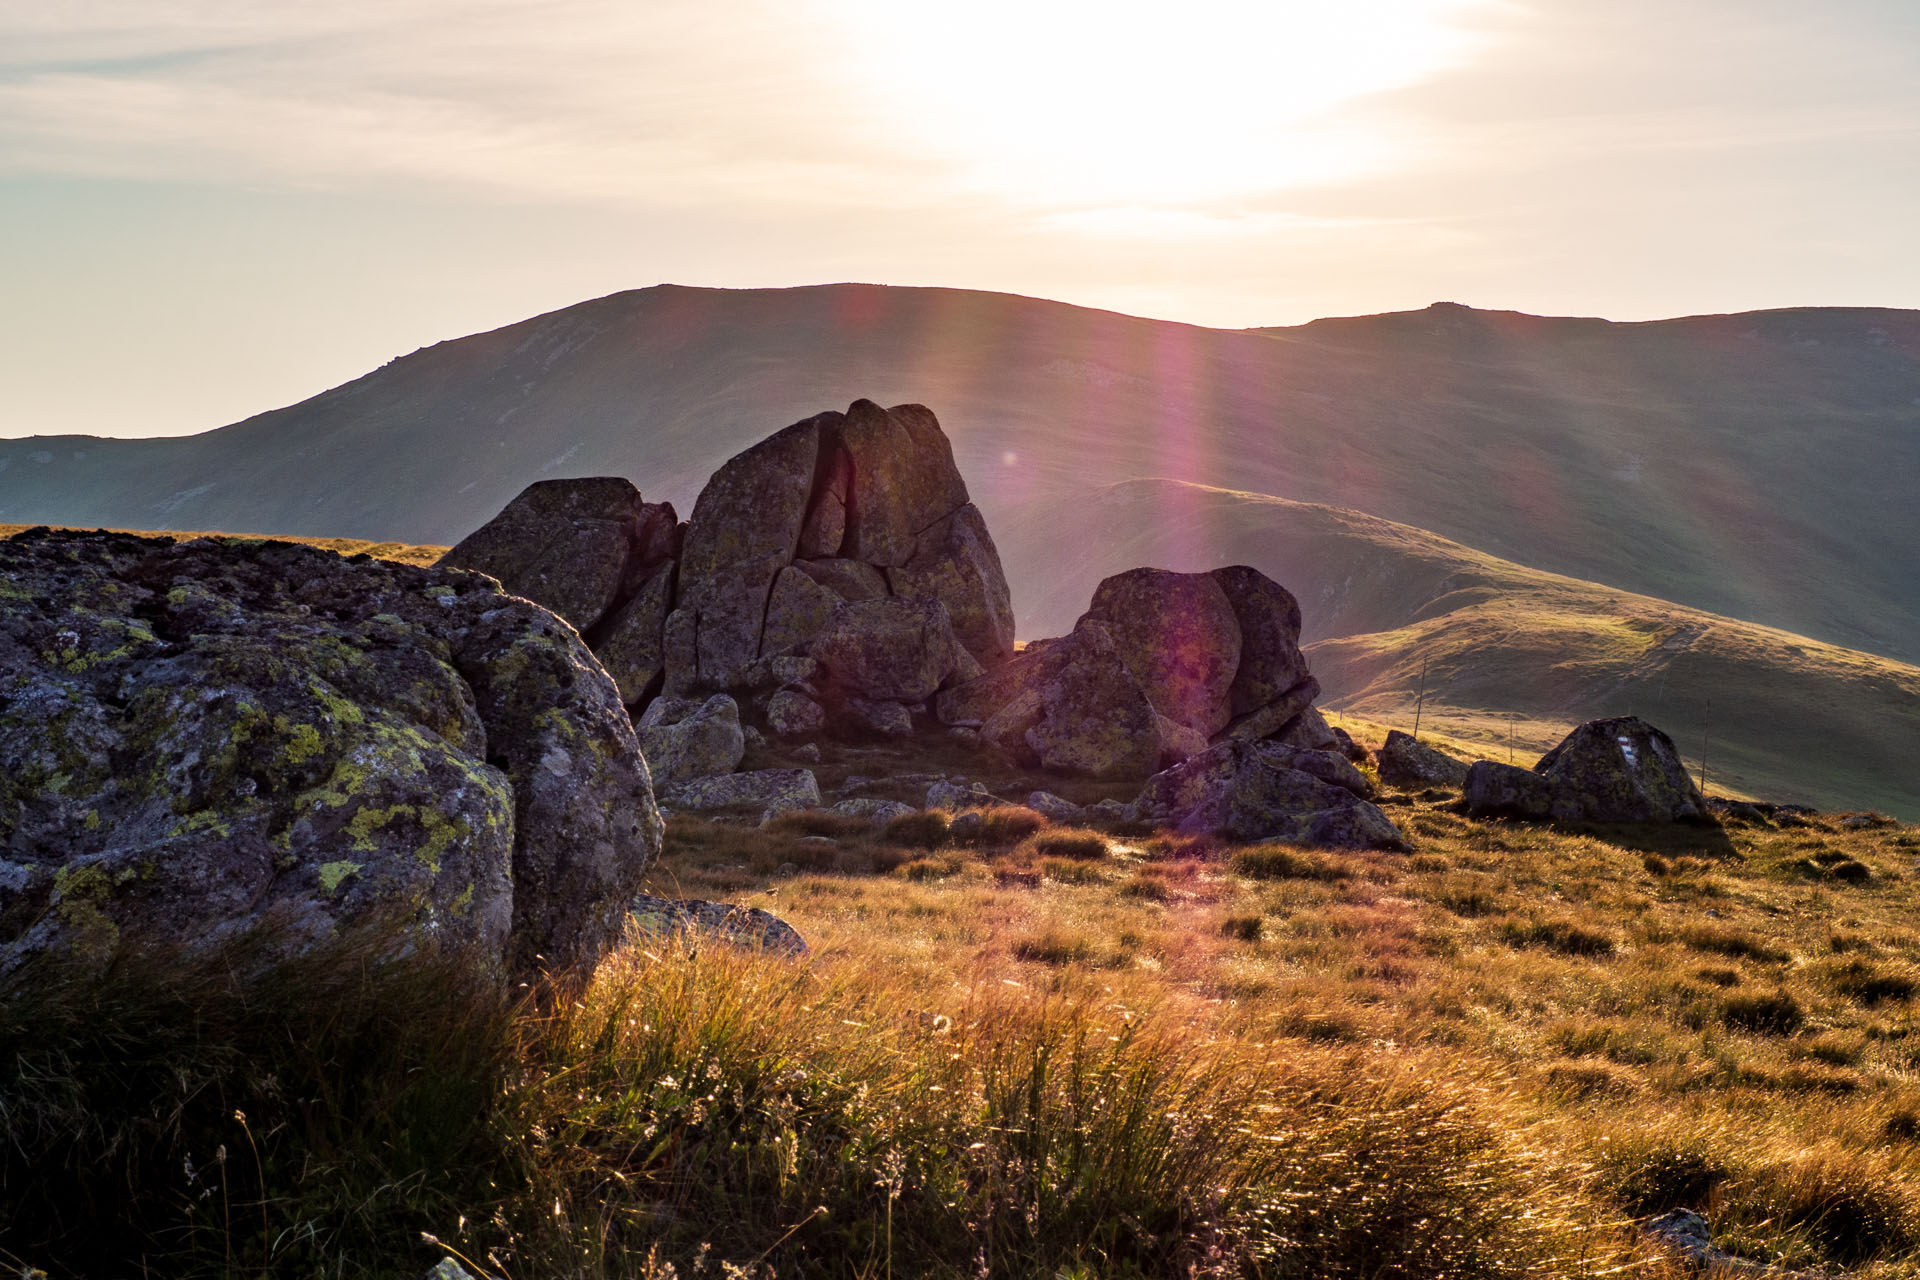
xmin=3 ymin=0 xmax=1918 ymax=440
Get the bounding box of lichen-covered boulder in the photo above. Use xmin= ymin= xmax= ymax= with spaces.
xmin=1209 ymin=566 xmax=1309 ymax=717
xmin=1376 ymin=729 xmax=1471 ymax=790
xmin=438 ymin=477 xmax=659 ymax=633
xmin=1079 ymin=569 xmax=1242 ymax=738
xmin=0 ymin=530 xmax=662 ymax=978
xmin=811 ymin=598 xmax=968 ymax=704
xmin=635 ymin=693 xmax=746 ymax=789
xmin=1132 ymin=740 xmax=1407 ymax=849
xmin=1215 ymin=676 xmax=1320 ymax=744
xmin=1467 ymin=716 xmax=1708 ymax=824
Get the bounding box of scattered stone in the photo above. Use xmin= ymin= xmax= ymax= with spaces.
xmin=425 ymin=1258 xmax=491 ymax=1280
xmin=829 ymin=797 xmax=918 ymax=824
xmin=766 ymin=689 xmax=827 ymax=739
xmin=0 ymin=531 xmax=662 ymax=979
xmin=635 ymin=693 xmax=746 ymax=789
xmin=927 ymin=779 xmax=994 ymax=811
xmin=1376 ymin=729 xmax=1471 ymax=790
xmin=1640 ymin=1209 xmax=1825 ymax=1278
xmin=948 ymin=810 xmax=985 ymax=842
xmin=631 ymin=893 xmax=807 ymax=957
xmin=664 ymin=768 xmax=820 ymax=819
xmin=792 ymin=742 xmax=823 ymax=764
xmin=1132 ymin=740 xmax=1407 ymax=849
xmin=1026 ymin=791 xmax=1085 ymax=823
xmin=1464 ymin=716 xmax=1708 ymax=824
xmin=1329 ymin=725 xmax=1369 ymax=764
xmin=844 ymin=696 xmax=915 ymax=737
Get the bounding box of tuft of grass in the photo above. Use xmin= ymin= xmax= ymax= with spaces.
xmin=1023 ymin=829 xmax=1110 ymax=861
xmin=1498 ymin=918 xmax=1618 ymax=957
xmin=1822 ymin=957 xmax=1919 ymax=1006
xmin=765 ymin=808 xmax=873 ymax=840
xmin=1677 ymin=924 xmax=1790 ymax=963
xmin=1719 ymin=990 xmax=1807 ymax=1035
xmin=1039 ymin=857 xmax=1107 ymax=885
xmin=1229 ymin=844 xmax=1367 ymax=883
xmin=1218 ymin=914 xmax=1264 ymax=942
xmin=881 ymin=809 xmax=950 ymax=850
xmin=963 ymin=805 xmax=1050 ymax=847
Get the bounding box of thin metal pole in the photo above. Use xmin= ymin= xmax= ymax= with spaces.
xmin=1697 ymin=699 xmax=1711 ymax=796
xmin=1412 ymin=657 xmax=1429 ymax=741
xmin=1508 ymin=713 xmax=1515 ymax=764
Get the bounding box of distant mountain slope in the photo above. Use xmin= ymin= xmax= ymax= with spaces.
xmin=996 ymin=479 xmax=1920 ymax=819
xmin=3 ymin=284 xmax=1917 ymax=662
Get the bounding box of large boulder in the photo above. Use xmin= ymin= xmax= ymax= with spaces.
xmin=1209 ymin=566 xmax=1310 ymax=717
xmin=838 ymin=399 xmax=972 ymax=566
xmin=811 ymin=597 xmax=969 ymax=704
xmin=0 ymin=530 xmax=663 ymax=978
xmin=1463 ymin=716 xmax=1707 ymax=823
xmin=1376 ymin=729 xmax=1471 ymax=790
xmin=1133 ymin=740 xmax=1406 ymax=850
xmin=887 ymin=504 xmax=1016 ymax=666
xmin=1079 ymin=569 xmax=1242 ymax=738
xmin=437 ymin=477 xmax=660 ymax=632
xmin=673 ymin=415 xmax=828 ymax=688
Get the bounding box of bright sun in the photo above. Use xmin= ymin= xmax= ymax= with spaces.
xmin=832 ymin=0 xmax=1493 ymax=207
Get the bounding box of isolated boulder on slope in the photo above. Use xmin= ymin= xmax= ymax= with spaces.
xmin=1464 ymin=715 xmax=1707 ymax=823
xmin=0 ymin=530 xmax=663 ymax=979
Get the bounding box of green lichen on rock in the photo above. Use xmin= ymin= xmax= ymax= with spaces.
xmin=0 ymin=529 xmax=660 ymax=979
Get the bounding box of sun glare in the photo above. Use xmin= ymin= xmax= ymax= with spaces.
xmin=832 ymin=0 xmax=1494 ymax=208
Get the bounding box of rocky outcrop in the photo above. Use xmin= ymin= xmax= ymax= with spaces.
xmin=937 ymin=565 xmax=1327 ymax=780
xmin=661 ymin=768 xmax=821 ymax=822
xmin=1464 ymin=716 xmax=1708 ymax=823
xmin=436 ymin=400 xmax=1014 ymax=751
xmin=0 ymin=530 xmax=662 ymax=978
xmin=1376 ymin=729 xmax=1471 ymax=789
xmin=1132 ymin=740 xmax=1408 ymax=850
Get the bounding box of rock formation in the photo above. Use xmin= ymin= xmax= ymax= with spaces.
xmin=936 ymin=566 xmax=1333 ymax=780
xmin=439 ymin=399 xmax=1013 ymax=750
xmin=0 ymin=530 xmax=662 ymax=978
xmin=1464 ymin=715 xmax=1708 ymax=823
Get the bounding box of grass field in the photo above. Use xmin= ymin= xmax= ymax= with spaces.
xmin=7 ymin=723 xmax=1918 ymax=1278
xmin=0 ymin=523 xmax=448 ymax=567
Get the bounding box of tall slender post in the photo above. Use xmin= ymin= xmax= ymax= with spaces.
xmin=1412 ymin=657 xmax=1429 ymax=741
xmin=1697 ymin=699 xmax=1711 ymax=796
xmin=1508 ymin=713 xmax=1515 ymax=765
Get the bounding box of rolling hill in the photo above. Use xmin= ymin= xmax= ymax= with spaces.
xmin=3 ymin=284 xmax=1917 ymax=666
xmin=996 ymin=479 xmax=1920 ymax=818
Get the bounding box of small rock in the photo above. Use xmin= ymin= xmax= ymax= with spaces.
xmin=636 ymin=693 xmax=746 ymax=788
xmin=927 ymin=779 xmax=993 ymax=811
xmin=1026 ymin=791 xmax=1084 ymax=822
xmin=766 ymin=688 xmax=827 ymax=739
xmin=844 ymin=696 xmax=915 ymax=737
xmin=665 ymin=768 xmax=820 ymax=818
xmin=1376 ymin=730 xmax=1470 ymax=790
xmin=948 ymin=810 xmax=985 ymax=841
xmin=829 ymin=797 xmax=918 ymax=825
xmin=631 ymin=893 xmax=808 ymax=957
xmin=792 ymin=742 xmax=823 ymax=764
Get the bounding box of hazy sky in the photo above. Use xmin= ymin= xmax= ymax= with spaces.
xmin=4 ymin=0 xmax=1918 ymax=439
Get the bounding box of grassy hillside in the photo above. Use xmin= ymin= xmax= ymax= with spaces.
xmin=0 ymin=523 xmax=447 ymax=566
xmin=9 ymin=757 xmax=1919 ymax=1277
xmin=2 ymin=285 xmax=1916 ymax=664
xmin=999 ymin=480 xmax=1920 ymax=819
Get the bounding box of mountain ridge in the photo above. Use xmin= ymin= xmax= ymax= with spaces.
xmin=3 ymin=283 xmax=1916 ymax=667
